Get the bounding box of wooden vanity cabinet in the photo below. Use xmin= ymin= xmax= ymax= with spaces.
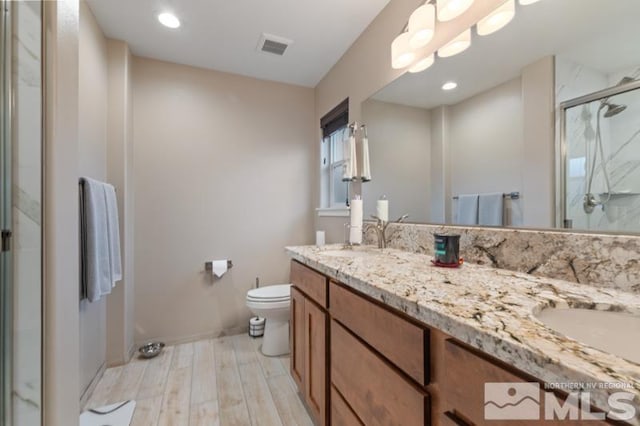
xmin=441 ymin=339 xmax=612 ymax=426
xmin=290 ymin=262 xmax=329 ymax=425
xmin=290 ymin=260 xmax=614 ymax=426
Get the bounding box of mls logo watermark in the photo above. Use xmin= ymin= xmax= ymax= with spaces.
xmin=485 ymin=382 xmax=540 ymax=420
xmin=485 ymin=382 xmax=637 ymax=422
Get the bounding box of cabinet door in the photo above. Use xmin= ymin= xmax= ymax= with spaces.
xmin=290 ymin=286 xmax=305 ymax=391
xmin=331 ymin=320 xmax=429 ymax=426
xmin=305 ymin=299 xmax=327 ymax=425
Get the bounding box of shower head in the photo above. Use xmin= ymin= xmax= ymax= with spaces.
xmin=603 ymin=102 xmax=626 ymax=118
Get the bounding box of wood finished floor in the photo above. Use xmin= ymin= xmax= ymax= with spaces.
xmin=85 ymin=334 xmax=314 ymax=426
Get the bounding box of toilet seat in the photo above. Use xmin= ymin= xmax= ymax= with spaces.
xmin=246 ymin=284 xmax=291 ymax=302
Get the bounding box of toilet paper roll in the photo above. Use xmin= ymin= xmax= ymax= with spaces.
xmin=210 ymin=260 xmax=228 ymax=278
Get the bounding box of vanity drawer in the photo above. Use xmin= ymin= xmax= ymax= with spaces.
xmin=442 ymin=339 xmax=612 ymax=425
xmin=443 ymin=339 xmax=536 ymax=425
xmin=290 ymin=260 xmax=328 ymax=308
xmin=331 ymin=320 xmax=429 ymax=426
xmin=331 ymin=386 xmax=363 ymax=426
xmin=330 ymin=281 xmax=429 ymax=386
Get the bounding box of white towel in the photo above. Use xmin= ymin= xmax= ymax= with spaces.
xmin=361 ymin=137 xmax=371 ymax=182
xmin=478 ymin=192 xmax=504 ymax=226
xmin=455 ymin=194 xmax=479 ymax=225
xmin=80 ymin=177 xmax=112 ymax=302
xmin=104 ymin=183 xmax=122 ymax=284
xmin=80 ymin=400 xmax=136 ymax=426
xmin=342 ymin=134 xmax=357 ymax=181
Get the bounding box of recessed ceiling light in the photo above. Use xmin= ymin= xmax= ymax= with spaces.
xmin=158 ymin=12 xmax=180 ymax=29
xmin=442 ymin=81 xmax=457 ymax=91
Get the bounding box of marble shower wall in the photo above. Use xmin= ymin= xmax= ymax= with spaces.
xmin=10 ymin=1 xmax=42 ymax=423
xmin=363 ymin=222 xmax=640 ymax=294
xmin=557 ymin=57 xmax=640 ymax=233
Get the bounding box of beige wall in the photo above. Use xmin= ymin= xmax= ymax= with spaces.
xmin=105 ymin=39 xmax=135 ymax=366
xmin=362 ymin=99 xmax=431 ymax=222
xmin=78 ymin=0 xmax=108 ymax=397
xmin=314 ymin=0 xmax=505 ymax=242
xmin=522 ymin=56 xmax=555 ymax=228
xmin=449 ymin=77 xmax=524 ymax=224
xmin=44 ymin=0 xmax=81 ymax=424
xmin=132 ymin=57 xmax=315 ymax=344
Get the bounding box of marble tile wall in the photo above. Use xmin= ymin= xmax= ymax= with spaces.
xmin=557 ymin=57 xmax=640 ymax=233
xmin=10 ymin=1 xmax=42 ymax=424
xmin=363 ymin=222 xmax=640 ymax=294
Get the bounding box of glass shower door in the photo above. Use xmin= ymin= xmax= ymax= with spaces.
xmin=561 ymin=79 xmax=640 ymax=233
xmin=1 ymin=2 xmax=14 ymax=422
xmin=1 ymin=1 xmax=43 ymax=424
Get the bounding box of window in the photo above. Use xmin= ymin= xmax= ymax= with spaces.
xmin=319 ymin=99 xmax=349 ymax=210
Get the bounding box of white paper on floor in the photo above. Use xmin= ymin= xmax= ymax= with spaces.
xmin=80 ymin=400 xmax=136 ymax=426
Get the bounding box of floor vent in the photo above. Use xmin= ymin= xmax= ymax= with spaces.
xmin=257 ymin=33 xmax=292 ymax=56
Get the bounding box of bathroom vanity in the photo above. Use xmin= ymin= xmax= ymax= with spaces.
xmin=287 ymin=245 xmax=640 ymax=426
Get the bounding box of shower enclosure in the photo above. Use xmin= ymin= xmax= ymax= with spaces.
xmin=1 ymin=0 xmax=43 ymax=424
xmin=560 ymin=77 xmax=640 ymax=233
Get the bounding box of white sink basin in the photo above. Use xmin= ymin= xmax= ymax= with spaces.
xmin=536 ymin=307 xmax=640 ymax=364
xmin=319 ymin=249 xmax=378 ymax=258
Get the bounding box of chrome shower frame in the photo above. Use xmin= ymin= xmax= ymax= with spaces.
xmin=557 ymin=78 xmax=640 ymax=228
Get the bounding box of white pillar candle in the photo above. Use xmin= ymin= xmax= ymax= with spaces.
xmin=377 ymin=199 xmax=389 ymax=222
xmin=350 ymin=199 xmax=363 ymax=227
xmin=315 ymin=230 xmax=325 ymax=246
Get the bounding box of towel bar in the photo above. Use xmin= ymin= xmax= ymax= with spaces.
xmin=453 ymin=192 xmax=519 ymax=200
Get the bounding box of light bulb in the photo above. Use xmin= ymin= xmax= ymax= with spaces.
xmin=477 ymin=0 xmax=515 ymax=36
xmin=437 ymin=29 xmax=471 ymax=57
xmin=409 ymin=54 xmax=435 ymax=73
xmin=437 ymin=0 xmax=474 ymax=22
xmin=391 ymin=32 xmax=416 ymax=69
xmin=408 ymin=4 xmax=436 ymax=49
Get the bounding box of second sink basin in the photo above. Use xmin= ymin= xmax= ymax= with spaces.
xmin=536 ymin=307 xmax=640 ymax=364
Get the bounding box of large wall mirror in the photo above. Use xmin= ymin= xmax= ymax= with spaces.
xmin=362 ymin=0 xmax=640 ymax=234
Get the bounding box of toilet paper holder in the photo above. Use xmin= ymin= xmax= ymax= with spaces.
xmin=204 ymin=260 xmax=233 ymax=272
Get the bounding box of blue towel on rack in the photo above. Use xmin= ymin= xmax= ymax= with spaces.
xmin=455 ymin=194 xmax=479 ymax=225
xmin=479 ymin=192 xmax=504 ymax=226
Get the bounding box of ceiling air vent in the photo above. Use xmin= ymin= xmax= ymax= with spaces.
xmin=257 ymin=33 xmax=292 ymax=56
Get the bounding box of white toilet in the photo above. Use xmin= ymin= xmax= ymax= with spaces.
xmin=246 ymin=284 xmax=291 ymax=356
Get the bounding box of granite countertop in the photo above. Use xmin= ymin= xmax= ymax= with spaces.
xmin=286 ymin=244 xmax=640 ymax=422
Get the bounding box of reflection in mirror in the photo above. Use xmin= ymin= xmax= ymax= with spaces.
xmin=563 ymin=81 xmax=640 ymax=233
xmin=362 ymin=0 xmax=640 ymax=234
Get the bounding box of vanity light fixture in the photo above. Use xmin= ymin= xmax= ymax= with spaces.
xmin=437 ymin=0 xmax=474 ymax=22
xmin=408 ymin=4 xmax=436 ymax=49
xmin=158 ymin=12 xmax=181 ymax=29
xmin=391 ymin=32 xmax=416 ymax=69
xmin=519 ymin=0 xmax=541 ymax=4
xmin=442 ymin=81 xmax=458 ymax=90
xmin=409 ymin=53 xmax=435 ymax=73
xmin=477 ymin=0 xmax=515 ymax=36
xmin=437 ymin=29 xmax=471 ymax=57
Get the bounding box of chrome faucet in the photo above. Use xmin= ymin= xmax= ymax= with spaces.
xmin=370 ymin=214 xmax=409 ymax=249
